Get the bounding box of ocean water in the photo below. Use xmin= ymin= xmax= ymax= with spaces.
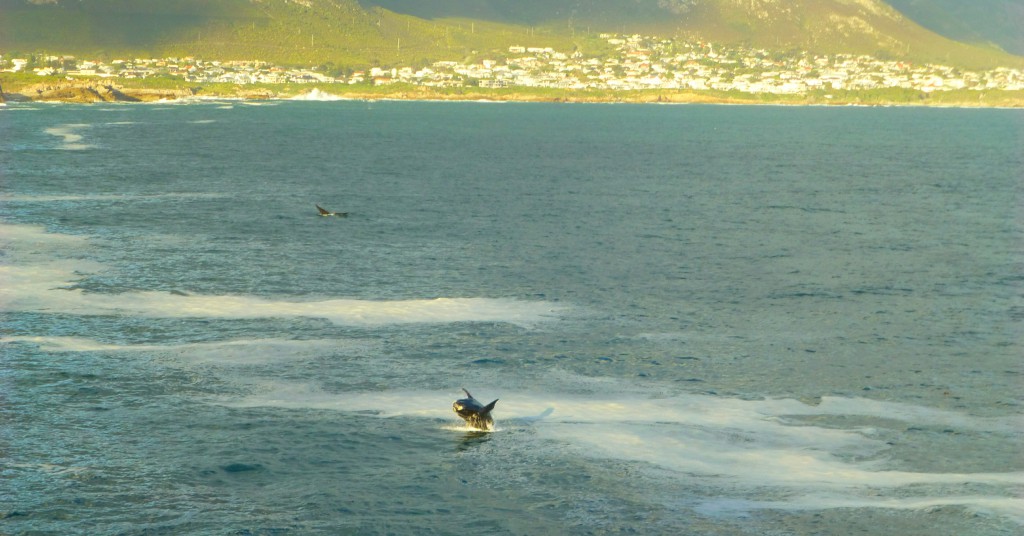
xmin=1 ymin=99 xmax=1022 ymax=535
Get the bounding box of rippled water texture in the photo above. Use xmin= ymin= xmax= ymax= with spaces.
xmin=2 ymin=101 xmax=1022 ymax=534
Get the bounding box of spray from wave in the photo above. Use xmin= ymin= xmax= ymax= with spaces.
xmin=290 ymin=89 xmax=348 ymax=101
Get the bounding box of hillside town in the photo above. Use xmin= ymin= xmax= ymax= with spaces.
xmin=4 ymin=34 xmax=1024 ymax=96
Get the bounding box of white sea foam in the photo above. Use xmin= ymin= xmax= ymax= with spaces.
xmin=2 ymin=336 xmax=368 ymax=365
xmin=773 ymin=395 xmax=1024 ymax=434
xmin=0 ymin=192 xmax=226 ymax=203
xmin=0 ymin=223 xmax=564 ymax=327
xmin=0 ymin=223 xmax=93 ymax=264
xmin=440 ymin=423 xmax=497 ymax=433
xmin=224 ymin=382 xmax=1024 ymax=523
xmin=694 ymin=494 xmax=1024 ymax=523
xmin=3 ymin=282 xmax=564 ymax=327
xmin=228 ymin=386 xmax=456 ymax=418
xmin=290 ymin=89 xmax=347 ymax=101
xmin=44 ymin=123 xmax=93 ymax=150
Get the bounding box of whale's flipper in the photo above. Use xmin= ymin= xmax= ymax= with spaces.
xmin=481 ymin=399 xmax=498 ymax=415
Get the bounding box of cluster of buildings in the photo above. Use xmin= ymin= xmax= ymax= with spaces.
xmin=415 ymin=35 xmax=1024 ymax=94
xmin=4 ymin=34 xmax=1024 ymax=95
xmin=4 ymin=56 xmax=337 ymax=85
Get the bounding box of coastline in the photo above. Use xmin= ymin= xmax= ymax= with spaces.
xmin=3 ymin=76 xmax=1023 ymax=108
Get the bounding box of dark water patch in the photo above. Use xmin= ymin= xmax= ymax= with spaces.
xmin=765 ymin=204 xmax=847 ymax=214
xmin=850 ymin=286 xmax=915 ymax=296
xmin=456 ymin=432 xmax=492 ymax=451
xmin=468 ymin=357 xmax=504 ymax=365
xmin=766 ymin=287 xmax=844 ymax=300
xmin=220 ymin=463 xmax=264 ymax=474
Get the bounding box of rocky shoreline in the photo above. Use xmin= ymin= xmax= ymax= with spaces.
xmin=0 ymin=81 xmax=279 ymax=103
xmin=0 ymin=80 xmax=744 ymax=104
xmin=2 ymin=79 xmax=1022 ymax=107
xmin=2 ymin=81 xmax=194 ymax=103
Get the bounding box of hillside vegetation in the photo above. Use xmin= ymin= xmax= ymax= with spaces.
xmin=0 ymin=0 xmax=1021 ymax=70
xmin=366 ymin=0 xmax=1024 ymax=69
xmin=0 ymin=0 xmax=597 ymax=68
xmin=886 ymin=0 xmax=1024 ymax=56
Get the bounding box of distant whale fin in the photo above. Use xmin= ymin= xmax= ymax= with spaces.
xmin=481 ymin=399 xmax=498 ymax=415
xmin=317 ymin=204 xmax=349 ymax=217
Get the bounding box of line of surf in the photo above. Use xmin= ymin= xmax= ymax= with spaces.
xmin=0 ymin=223 xmax=565 ymax=327
xmin=694 ymin=495 xmax=1024 ymax=524
xmin=1 ymin=278 xmax=563 ymax=327
xmin=221 ymin=382 xmax=1024 ymax=523
xmin=0 ymin=192 xmax=227 ymax=203
xmin=1 ymin=336 xmax=372 ymax=366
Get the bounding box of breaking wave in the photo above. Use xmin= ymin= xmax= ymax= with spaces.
xmin=290 ymin=88 xmax=348 ymax=101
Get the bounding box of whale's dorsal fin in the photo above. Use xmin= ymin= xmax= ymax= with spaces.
xmin=481 ymin=399 xmax=498 ymax=415
xmin=461 ymin=388 xmax=473 ymax=399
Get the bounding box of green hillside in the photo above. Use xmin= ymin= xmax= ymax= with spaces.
xmin=0 ymin=0 xmax=598 ymax=68
xmin=0 ymin=0 xmax=1020 ymax=70
xmin=887 ymin=0 xmax=1024 ymax=56
xmin=366 ymin=0 xmax=1024 ymax=69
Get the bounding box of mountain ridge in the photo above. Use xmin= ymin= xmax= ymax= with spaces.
xmin=363 ymin=0 xmax=1023 ymax=68
xmin=1 ymin=0 xmax=1020 ymax=70
xmin=886 ymin=0 xmax=1024 ymax=56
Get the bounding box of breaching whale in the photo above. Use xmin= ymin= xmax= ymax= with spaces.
xmin=452 ymin=388 xmax=498 ymax=431
xmin=316 ymin=204 xmax=348 ymax=217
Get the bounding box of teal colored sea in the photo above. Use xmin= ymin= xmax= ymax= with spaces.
xmin=2 ymin=99 xmax=1022 ymax=535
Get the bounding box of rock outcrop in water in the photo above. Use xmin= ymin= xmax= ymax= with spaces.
xmin=14 ymin=81 xmax=197 ymax=103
